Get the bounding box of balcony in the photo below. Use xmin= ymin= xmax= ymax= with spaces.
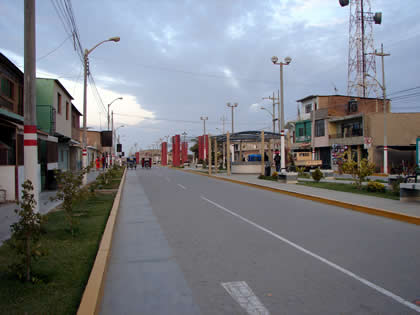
xmin=296 ymin=135 xmax=311 ymax=143
xmin=329 ymin=129 xmax=364 ymax=146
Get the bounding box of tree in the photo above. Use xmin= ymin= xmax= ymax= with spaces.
xmin=341 ymin=158 xmax=375 ymax=189
xmin=7 ymin=180 xmax=44 ymax=282
xmin=190 ymin=138 xmax=198 ymax=160
xmin=51 ymin=168 xmax=89 ymax=236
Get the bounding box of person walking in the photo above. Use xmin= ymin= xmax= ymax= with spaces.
xmin=274 ymin=150 xmax=281 ymax=172
xmin=101 ymin=154 xmax=106 ymax=170
xmin=95 ymin=157 xmax=100 ymax=171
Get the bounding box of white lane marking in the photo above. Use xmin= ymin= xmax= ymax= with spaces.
xmin=221 ymin=281 xmax=270 ymax=315
xmin=177 ymin=184 xmax=186 ymax=190
xmin=201 ymin=196 xmax=420 ymax=313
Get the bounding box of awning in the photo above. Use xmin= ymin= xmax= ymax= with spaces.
xmin=0 ymin=108 xmax=24 ymax=123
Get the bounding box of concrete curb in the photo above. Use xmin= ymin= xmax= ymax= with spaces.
xmin=77 ymin=168 xmax=127 ymax=315
xmin=182 ymin=169 xmax=420 ymax=226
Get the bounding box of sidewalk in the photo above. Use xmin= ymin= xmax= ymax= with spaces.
xmin=100 ymin=170 xmax=199 ymax=314
xmin=0 ymin=170 xmax=102 ymax=245
xmin=185 ymin=168 xmax=420 ymax=220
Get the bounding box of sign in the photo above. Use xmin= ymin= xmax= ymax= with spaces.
xmin=417 ymin=137 xmax=420 ymax=167
xmin=364 ymin=136 xmax=372 ymax=149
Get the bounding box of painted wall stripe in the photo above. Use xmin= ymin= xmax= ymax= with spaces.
xmin=177 ymin=184 xmax=186 ymax=190
xmin=24 ymin=125 xmax=37 ymax=133
xmin=201 ymin=196 xmax=420 ymax=313
xmin=24 ymin=133 xmax=37 ymax=140
xmin=221 ymin=281 xmax=270 ymax=315
xmin=24 ymin=140 xmax=37 ymax=146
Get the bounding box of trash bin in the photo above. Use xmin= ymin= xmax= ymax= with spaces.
xmin=265 ymin=165 xmax=271 ymax=176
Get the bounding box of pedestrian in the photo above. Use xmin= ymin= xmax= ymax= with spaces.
xmin=95 ymin=157 xmax=100 ymax=171
xmin=274 ymin=151 xmax=281 ymax=172
xmin=101 ymin=155 xmax=106 ymax=170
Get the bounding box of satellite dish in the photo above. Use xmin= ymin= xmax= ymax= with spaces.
xmin=339 ymin=0 xmax=349 ymax=7
xmin=374 ymin=12 xmax=382 ymax=24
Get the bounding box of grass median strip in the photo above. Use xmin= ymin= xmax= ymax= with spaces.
xmin=297 ymin=181 xmax=399 ymax=200
xmin=0 ymin=172 xmax=122 ymax=315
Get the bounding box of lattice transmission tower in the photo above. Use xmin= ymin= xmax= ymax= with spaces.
xmin=340 ymin=0 xmax=382 ymax=98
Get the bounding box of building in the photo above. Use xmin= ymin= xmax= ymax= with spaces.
xmin=36 ymin=78 xmax=77 ymax=190
xmin=0 ymin=53 xmax=24 ymax=201
xmin=289 ymin=95 xmax=420 ymax=172
xmin=70 ymin=104 xmax=82 ymax=171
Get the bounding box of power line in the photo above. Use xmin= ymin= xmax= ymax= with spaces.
xmin=37 ymin=34 xmax=72 ymax=62
xmin=388 ymin=86 xmax=420 ymax=97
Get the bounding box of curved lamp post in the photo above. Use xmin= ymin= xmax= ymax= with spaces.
xmin=82 ymin=36 xmax=120 ymax=184
xmin=271 ymin=55 xmax=291 ymax=173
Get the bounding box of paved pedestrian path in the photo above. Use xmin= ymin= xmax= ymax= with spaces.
xmin=210 ymin=173 xmax=420 ymax=218
xmin=100 ymin=170 xmax=200 ymax=315
xmin=0 ymin=170 xmax=102 ymax=245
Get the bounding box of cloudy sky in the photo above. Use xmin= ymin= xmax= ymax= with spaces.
xmin=1 ymin=0 xmax=419 ymax=153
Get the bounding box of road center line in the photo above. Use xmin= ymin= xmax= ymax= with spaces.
xmin=177 ymin=184 xmax=186 ymax=190
xmin=221 ymin=281 xmax=270 ymax=315
xmin=200 ymin=196 xmax=420 ymax=313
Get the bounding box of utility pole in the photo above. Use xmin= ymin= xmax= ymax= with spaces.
xmin=370 ymin=43 xmax=390 ymax=174
xmin=262 ymin=92 xmax=278 ymax=133
xmin=111 ymin=111 xmax=114 ymax=166
xmin=221 ymin=115 xmax=227 ymax=134
xmin=24 ymin=0 xmax=39 ymax=211
xmin=227 ymin=102 xmax=238 ymax=133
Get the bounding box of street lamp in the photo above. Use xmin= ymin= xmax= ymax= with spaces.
xmin=200 ymin=116 xmax=208 ymax=135
xmin=260 ymin=106 xmax=277 ymax=133
xmin=227 ymin=102 xmax=238 ymax=133
xmin=114 ymin=125 xmax=125 ymax=162
xmin=271 ymin=55 xmax=291 ymax=172
xmin=108 ymin=97 xmax=123 ymax=130
xmin=107 ymin=97 xmax=122 ymax=167
xmin=82 ymin=36 xmax=120 ymax=184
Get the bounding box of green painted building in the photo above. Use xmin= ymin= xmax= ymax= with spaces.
xmin=295 ymin=120 xmax=311 ymax=143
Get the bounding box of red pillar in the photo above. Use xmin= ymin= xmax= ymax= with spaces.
xmin=161 ymin=142 xmax=168 ymax=166
xmin=172 ymin=135 xmax=181 ymax=167
xmin=135 ymin=152 xmax=140 ymax=164
xmin=198 ymin=136 xmax=203 ymax=161
xmin=204 ymin=135 xmax=209 ymax=161
xmin=182 ymin=142 xmax=188 ymax=163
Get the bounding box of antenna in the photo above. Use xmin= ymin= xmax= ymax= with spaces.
xmin=341 ymin=0 xmax=382 ymax=98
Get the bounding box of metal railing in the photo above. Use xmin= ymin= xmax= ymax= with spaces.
xmin=329 ymin=129 xmax=363 ymax=139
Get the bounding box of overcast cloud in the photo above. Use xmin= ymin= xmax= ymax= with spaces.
xmin=1 ymin=0 xmax=419 ymax=153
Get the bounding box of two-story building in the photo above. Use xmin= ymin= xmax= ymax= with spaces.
xmin=289 ymin=94 xmax=420 ymax=172
xmin=70 ymin=104 xmax=82 ymax=171
xmin=36 ymin=78 xmax=74 ymax=189
xmin=0 ymin=53 xmax=24 ymax=201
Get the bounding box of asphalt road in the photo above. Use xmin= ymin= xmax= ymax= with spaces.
xmin=133 ymin=167 xmax=419 ymax=314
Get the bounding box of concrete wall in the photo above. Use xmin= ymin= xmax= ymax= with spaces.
xmin=52 ymin=83 xmax=72 ymax=138
xmin=232 ymin=162 xmax=261 ymax=174
xmin=318 ymin=95 xmax=390 ymax=117
xmin=366 ymin=112 xmax=420 ymax=146
xmin=86 ymin=131 xmax=103 ymax=152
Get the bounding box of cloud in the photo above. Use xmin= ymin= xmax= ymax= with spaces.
xmin=222 ymin=67 xmax=240 ymax=88
xmin=249 ymin=103 xmax=260 ymax=112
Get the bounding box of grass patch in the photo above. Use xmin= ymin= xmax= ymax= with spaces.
xmin=0 ymin=174 xmax=121 ymax=314
xmin=298 ymin=181 xmax=399 ymax=200
xmin=258 ymin=175 xmax=278 ymax=181
xmin=334 ymin=177 xmax=388 ymax=184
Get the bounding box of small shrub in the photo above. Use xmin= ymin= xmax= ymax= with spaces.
xmin=391 ymin=176 xmax=405 ymax=195
xmin=271 ymin=171 xmax=278 ymax=180
xmin=258 ymin=174 xmax=264 ymax=179
xmin=296 ymin=166 xmax=306 ymax=176
xmin=312 ymin=168 xmax=323 ymax=182
xmin=342 ymin=158 xmax=375 ymax=189
xmin=366 ymin=181 xmax=386 ymax=192
xmin=50 ymin=168 xmax=90 ymax=236
xmin=7 ymin=180 xmax=46 ymax=282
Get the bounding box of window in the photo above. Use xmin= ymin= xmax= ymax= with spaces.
xmin=1 ymin=77 xmax=14 ymax=100
xmin=57 ymin=93 xmax=62 ymax=114
xmin=315 ymin=120 xmax=325 ymax=137
xmin=66 ymin=101 xmax=69 ymax=120
xmin=298 ymin=127 xmax=304 ymax=137
xmin=305 ymin=104 xmax=312 ymax=113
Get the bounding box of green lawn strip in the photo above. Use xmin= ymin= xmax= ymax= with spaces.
xmin=297 ymin=181 xmax=399 ymax=200
xmin=334 ymin=177 xmax=388 ymax=184
xmin=0 ymin=175 xmax=121 ymax=314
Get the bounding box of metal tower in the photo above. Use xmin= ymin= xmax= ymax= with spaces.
xmin=341 ymin=0 xmax=382 ymax=98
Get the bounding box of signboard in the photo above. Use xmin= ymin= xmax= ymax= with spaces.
xmin=417 ymin=137 xmax=420 ymax=167
xmin=364 ymin=136 xmax=372 ymax=149
xmin=117 ymin=143 xmax=122 ymax=152
xmin=100 ymin=131 xmax=112 ymax=147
